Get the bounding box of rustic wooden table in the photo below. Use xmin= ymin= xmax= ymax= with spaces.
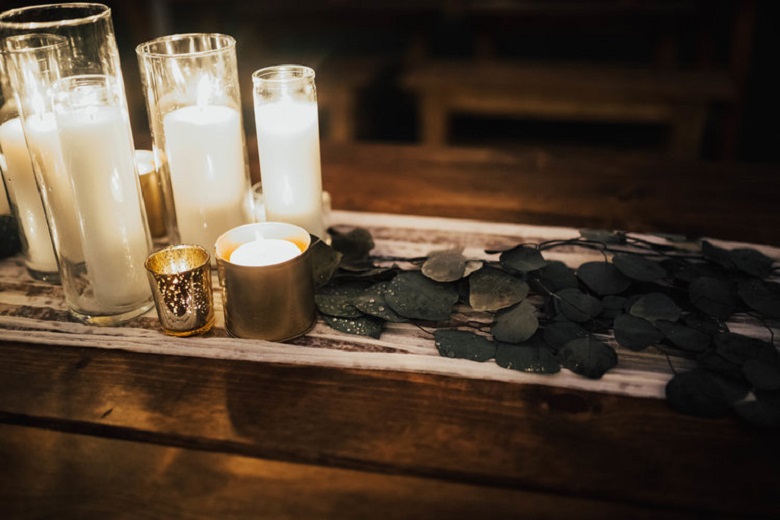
xmin=1 ymin=142 xmax=779 ymax=518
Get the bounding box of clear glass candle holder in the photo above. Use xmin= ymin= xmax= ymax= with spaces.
xmin=136 ymin=33 xmax=253 ymax=257
xmin=0 ymin=4 xmax=153 ymax=325
xmin=0 ymin=59 xmax=59 ymax=282
xmin=252 ymin=65 xmax=326 ymax=240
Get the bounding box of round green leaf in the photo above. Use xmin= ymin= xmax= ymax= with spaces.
xmin=613 ymin=314 xmax=663 ymax=351
xmin=689 ymin=277 xmax=736 ymax=320
xmin=422 ymin=249 xmax=467 ymax=282
xmin=684 ymin=313 xmax=728 ymax=335
xmin=500 ymin=245 xmax=548 ymax=273
xmin=734 ymin=391 xmax=780 ymax=428
xmin=385 ymin=271 xmax=458 ymax=321
xmin=322 ymin=314 xmax=383 ymax=339
xmin=309 ymin=238 xmax=342 ymax=289
xmin=737 ymin=279 xmax=780 ymax=318
xmin=491 ymin=301 xmax=538 ymax=344
xmin=714 ymin=332 xmax=778 ymax=366
xmin=558 ymin=337 xmax=617 ymax=379
xmin=579 ymin=229 xmax=626 ymax=244
xmin=434 ymin=330 xmax=496 ymax=362
xmin=666 ymin=370 xmax=748 ymax=418
xmin=612 ymin=254 xmax=667 ymax=282
xmin=315 ymin=281 xmax=368 ymax=318
xmin=554 ymin=288 xmax=603 ymax=323
xmin=702 ymin=241 xmax=735 ymax=270
xmin=496 ymin=337 xmax=560 ymax=374
xmin=543 ymin=321 xmax=591 ymax=351
xmin=469 ymin=267 xmax=529 ymax=312
xmin=576 ymin=261 xmax=632 ymax=296
xmin=728 ymin=247 xmax=774 ymax=278
xmin=329 ymin=226 xmax=374 ymax=261
xmin=534 ymin=261 xmax=579 ymax=293
xmin=655 ymin=320 xmax=710 ymax=352
xmin=742 ymin=359 xmax=780 ymax=391
xmin=353 ymin=282 xmax=408 ymax=323
xmin=629 ymin=292 xmax=682 ymax=324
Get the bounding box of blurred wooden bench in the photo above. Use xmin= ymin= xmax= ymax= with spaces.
xmin=401 ymin=60 xmax=736 ymax=157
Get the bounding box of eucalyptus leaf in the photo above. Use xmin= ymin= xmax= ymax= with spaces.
xmin=742 ymin=359 xmax=780 ymax=391
xmin=702 ymin=241 xmax=735 ymax=270
xmin=684 ymin=313 xmax=728 ymax=335
xmin=666 ymin=370 xmax=749 ymax=418
xmin=491 ymin=301 xmax=538 ymax=343
xmin=629 ymin=292 xmax=682 ymax=324
xmin=554 ymin=288 xmax=603 ymax=323
xmin=737 ymin=279 xmax=780 ymax=318
xmin=728 ymin=247 xmax=774 ymax=278
xmin=689 ymin=276 xmax=736 ymax=320
xmin=315 ymin=281 xmax=369 ymax=318
xmin=495 ymin=336 xmax=560 ymax=373
xmin=579 ymin=229 xmax=626 ymax=244
xmin=613 ymin=314 xmax=663 ymax=351
xmin=322 ymin=314 xmax=383 ymax=339
xmin=533 ymin=261 xmax=579 ymax=294
xmin=698 ymin=351 xmax=744 ymax=379
xmin=600 ymin=295 xmax=627 ymax=319
xmin=329 ymin=226 xmax=374 ymax=261
xmin=309 ymin=238 xmax=342 ymax=288
xmin=422 ymin=249 xmax=467 ymax=282
xmin=469 ymin=267 xmax=529 ymax=312
xmin=655 ymin=320 xmax=711 ymax=352
xmin=500 ymin=245 xmax=548 ymax=273
xmin=733 ymin=392 xmax=780 ymax=428
xmin=385 ymin=271 xmax=458 ymax=321
xmin=434 ymin=329 xmax=496 ymax=362
xmin=558 ymin=336 xmax=617 ymax=379
xmin=353 ymin=282 xmax=408 ymax=323
xmin=576 ymin=261 xmax=632 ymax=296
xmin=714 ymin=332 xmax=778 ymax=366
xmin=612 ymin=254 xmax=667 ymax=282
xmin=543 ymin=321 xmax=591 ymax=351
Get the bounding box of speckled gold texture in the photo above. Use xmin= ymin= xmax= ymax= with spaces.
xmin=145 ymin=245 xmax=214 ymax=336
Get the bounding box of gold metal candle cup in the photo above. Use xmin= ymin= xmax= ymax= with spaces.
xmin=215 ymin=222 xmax=316 ymax=341
xmin=145 ymin=245 xmax=214 ymax=337
xmin=135 ymin=150 xmax=166 ymax=239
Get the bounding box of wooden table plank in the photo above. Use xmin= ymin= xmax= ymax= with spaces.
xmin=0 ymin=422 xmax=708 ymax=520
xmin=0 ymin=341 xmax=777 ymax=518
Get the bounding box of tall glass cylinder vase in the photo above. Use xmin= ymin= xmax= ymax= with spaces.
xmin=0 ymin=4 xmax=153 ymax=325
xmin=0 ymin=59 xmax=59 ymax=282
xmin=252 ymin=65 xmax=326 ymax=240
xmin=136 ymin=33 xmax=252 ymax=256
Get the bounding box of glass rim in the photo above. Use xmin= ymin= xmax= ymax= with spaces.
xmin=252 ymin=64 xmax=315 ymax=85
xmin=0 ymin=3 xmax=110 ymax=30
xmin=1 ymin=33 xmax=68 ymax=54
xmin=145 ymin=244 xmax=211 ymax=275
xmin=136 ymin=32 xmax=236 ymax=58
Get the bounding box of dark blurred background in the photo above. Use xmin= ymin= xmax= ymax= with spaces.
xmin=2 ymin=0 xmax=777 ymax=162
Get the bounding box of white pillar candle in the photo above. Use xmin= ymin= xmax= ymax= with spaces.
xmin=254 ymin=99 xmax=325 ymax=239
xmin=55 ymin=105 xmax=150 ymax=309
xmin=230 ymin=237 xmax=301 ymax=266
xmin=24 ymin=112 xmax=83 ymax=263
xmin=163 ymin=103 xmax=248 ymax=251
xmin=0 ymin=117 xmax=58 ymax=272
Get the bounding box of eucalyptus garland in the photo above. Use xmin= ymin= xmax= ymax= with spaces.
xmin=313 ymin=226 xmax=780 ymax=428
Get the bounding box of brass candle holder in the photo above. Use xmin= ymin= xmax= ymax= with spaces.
xmin=145 ymin=244 xmax=214 ymax=336
xmin=135 ymin=150 xmax=166 ymax=239
xmin=215 ymin=222 xmax=316 ymax=341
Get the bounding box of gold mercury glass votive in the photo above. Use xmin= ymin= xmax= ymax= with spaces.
xmin=145 ymin=244 xmax=214 ymax=336
xmin=215 ymin=222 xmax=316 ymax=341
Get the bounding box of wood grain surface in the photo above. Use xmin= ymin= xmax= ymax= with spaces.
xmin=2 ymin=142 xmax=779 ymax=518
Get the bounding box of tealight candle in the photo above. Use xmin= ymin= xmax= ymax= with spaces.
xmin=216 ymin=222 xmax=316 ymax=341
xmin=230 ymin=238 xmax=301 ymax=267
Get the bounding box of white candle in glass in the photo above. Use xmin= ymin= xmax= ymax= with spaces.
xmin=24 ymin=111 xmax=83 ymax=263
xmin=162 ymin=77 xmax=248 ymax=251
xmin=0 ymin=117 xmax=57 ymax=272
xmin=254 ymin=99 xmax=325 ymax=239
xmin=55 ymin=105 xmax=150 ymax=309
